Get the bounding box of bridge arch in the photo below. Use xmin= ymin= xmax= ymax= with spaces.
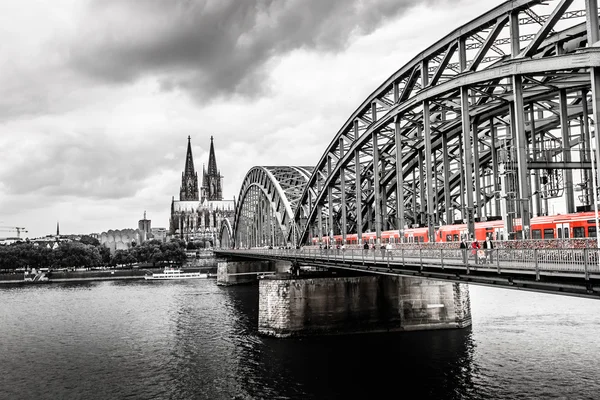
xmin=219 ymin=217 xmax=233 ymax=249
xmin=292 ymin=0 xmax=600 ymax=245
xmin=233 ymin=166 xmax=314 ymax=248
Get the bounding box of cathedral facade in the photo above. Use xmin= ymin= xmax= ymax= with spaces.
xmin=169 ymin=136 xmax=235 ymax=246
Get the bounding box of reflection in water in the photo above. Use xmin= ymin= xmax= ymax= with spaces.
xmin=221 ymin=284 xmax=477 ymax=400
xmin=2 ymin=281 xmax=600 ymax=399
xmin=252 ymin=328 xmax=476 ymax=399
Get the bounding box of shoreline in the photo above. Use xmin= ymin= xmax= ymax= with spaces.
xmin=0 ymin=266 xmax=217 ymax=285
xmin=0 ymin=275 xmax=147 ymax=285
xmin=0 ymin=276 xmax=145 ymax=284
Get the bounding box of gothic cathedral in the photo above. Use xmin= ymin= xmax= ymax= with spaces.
xmin=169 ymin=136 xmax=235 ymax=246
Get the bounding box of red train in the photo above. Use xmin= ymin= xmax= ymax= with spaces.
xmin=312 ymin=211 xmax=600 ymax=245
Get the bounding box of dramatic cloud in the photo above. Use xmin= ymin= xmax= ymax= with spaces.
xmin=0 ymin=0 xmax=503 ymax=238
xmin=0 ymin=131 xmax=172 ymax=199
xmin=69 ymin=0 xmax=445 ymax=101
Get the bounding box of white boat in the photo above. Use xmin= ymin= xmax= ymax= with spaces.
xmin=144 ymin=267 xmax=211 ymax=280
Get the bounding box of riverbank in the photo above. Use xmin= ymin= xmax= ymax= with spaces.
xmin=0 ymin=266 xmax=217 ymax=285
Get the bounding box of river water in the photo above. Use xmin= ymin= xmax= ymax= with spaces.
xmin=1 ymin=279 xmax=599 ymax=400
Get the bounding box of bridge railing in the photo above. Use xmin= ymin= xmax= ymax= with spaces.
xmin=223 ymin=247 xmax=600 ymax=277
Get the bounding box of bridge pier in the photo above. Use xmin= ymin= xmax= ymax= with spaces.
xmin=258 ymin=275 xmax=471 ymax=337
xmin=216 ymin=260 xmax=288 ymax=286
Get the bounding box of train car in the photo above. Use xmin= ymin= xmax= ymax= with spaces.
xmin=517 ymin=211 xmax=599 ymax=239
xmin=401 ymin=227 xmax=429 ymax=243
xmin=381 ymin=230 xmax=399 ymax=243
xmin=309 ymin=211 xmax=600 ymax=245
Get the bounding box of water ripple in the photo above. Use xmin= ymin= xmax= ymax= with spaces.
xmin=1 ymin=282 xmax=600 ymax=399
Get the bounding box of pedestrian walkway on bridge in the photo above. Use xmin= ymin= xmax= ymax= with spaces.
xmin=216 ymin=244 xmax=600 ymax=300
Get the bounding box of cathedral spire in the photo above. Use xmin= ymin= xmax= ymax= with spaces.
xmin=207 ymin=135 xmax=218 ymax=176
xmin=202 ymin=136 xmax=222 ymax=201
xmin=180 ymin=136 xmax=199 ymax=201
xmin=184 ymin=135 xmax=195 ymax=176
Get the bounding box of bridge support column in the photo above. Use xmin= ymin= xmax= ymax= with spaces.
xmin=217 ymin=260 xmax=286 ymax=286
xmin=258 ymin=275 xmax=471 ymax=337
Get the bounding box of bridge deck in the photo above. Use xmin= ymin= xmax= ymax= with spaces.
xmin=215 ymin=248 xmax=600 ymax=300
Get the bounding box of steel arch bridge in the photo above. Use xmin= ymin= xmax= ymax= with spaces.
xmin=228 ymin=0 xmax=600 ymax=248
xmin=233 ymin=166 xmax=314 ymax=248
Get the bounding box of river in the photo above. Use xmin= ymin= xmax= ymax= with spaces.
xmin=1 ymin=279 xmax=599 ymax=399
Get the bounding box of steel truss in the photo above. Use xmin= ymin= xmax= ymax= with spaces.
xmin=290 ymin=0 xmax=600 ymax=245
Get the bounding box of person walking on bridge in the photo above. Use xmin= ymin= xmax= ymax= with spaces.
xmin=483 ymin=236 xmax=494 ymax=264
xmin=386 ymin=242 xmax=394 ymax=261
xmin=460 ymin=237 xmax=468 ymax=263
xmin=471 ymin=237 xmax=481 ymax=264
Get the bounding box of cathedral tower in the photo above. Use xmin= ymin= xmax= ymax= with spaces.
xmin=180 ymin=136 xmax=199 ymax=201
xmin=170 ymin=135 xmax=234 ymax=244
xmin=202 ymin=136 xmax=223 ymax=201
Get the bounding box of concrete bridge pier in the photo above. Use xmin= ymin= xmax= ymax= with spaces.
xmin=258 ymin=275 xmax=471 ymax=337
xmin=217 ymin=259 xmax=290 ymax=286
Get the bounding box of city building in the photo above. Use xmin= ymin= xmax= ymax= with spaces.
xmin=99 ymin=229 xmax=145 ymax=254
xmin=138 ymin=211 xmax=151 ymax=240
xmin=99 ymin=212 xmax=165 ymax=254
xmin=169 ymin=136 xmax=235 ymax=246
xmin=151 ymin=227 xmax=167 ymax=243
xmin=0 ymin=237 xmax=24 ymax=246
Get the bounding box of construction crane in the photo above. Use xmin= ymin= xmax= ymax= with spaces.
xmin=0 ymin=226 xmax=28 ymax=239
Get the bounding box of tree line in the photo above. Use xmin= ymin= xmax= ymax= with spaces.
xmin=0 ymin=237 xmax=188 ymax=272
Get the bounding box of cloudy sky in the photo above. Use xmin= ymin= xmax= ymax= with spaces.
xmin=0 ymin=0 xmax=504 ymax=239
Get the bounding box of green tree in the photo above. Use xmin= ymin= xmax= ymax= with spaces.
xmin=79 ymin=235 xmax=100 ymax=246
xmin=0 ymin=245 xmax=25 ymax=271
xmin=112 ymin=250 xmax=130 ymax=267
xmin=52 ymin=242 xmax=101 ymax=269
xmin=98 ymin=246 xmax=111 ymax=265
xmin=161 ymin=241 xmax=187 ymax=265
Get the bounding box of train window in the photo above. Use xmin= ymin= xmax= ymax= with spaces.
xmin=446 ymin=234 xmax=452 ymax=242
xmin=532 ymin=229 xmax=541 ymax=239
xmin=589 ymin=226 xmax=597 ymax=238
xmin=453 ymin=234 xmax=459 ymax=241
xmin=543 ymin=228 xmax=554 ymax=239
xmin=573 ymin=227 xmax=585 ymax=238
xmin=515 ymin=231 xmax=522 ymax=240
